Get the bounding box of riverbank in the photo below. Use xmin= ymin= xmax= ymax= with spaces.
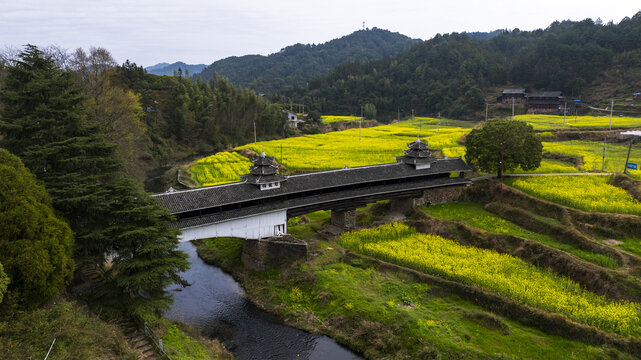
xmin=194 ymin=231 xmax=637 ymax=359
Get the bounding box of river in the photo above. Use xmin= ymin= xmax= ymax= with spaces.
xmin=164 ymin=241 xmax=363 ymax=360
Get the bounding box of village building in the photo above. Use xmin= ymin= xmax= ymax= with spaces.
xmin=527 ymin=91 xmax=565 ymax=114
xmin=498 ymin=89 xmax=527 ymax=105
xmin=284 ymin=110 xmax=305 ymax=128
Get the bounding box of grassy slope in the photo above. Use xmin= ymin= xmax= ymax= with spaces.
xmin=0 ymin=299 xmax=136 ymax=360
xmin=195 ymin=236 xmax=633 ymax=359
xmin=422 ymin=202 xmax=619 ymax=268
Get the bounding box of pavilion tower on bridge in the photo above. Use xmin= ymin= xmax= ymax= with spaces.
xmin=241 ymin=150 xmax=288 ymax=190
xmin=396 ymin=136 xmax=435 ymax=170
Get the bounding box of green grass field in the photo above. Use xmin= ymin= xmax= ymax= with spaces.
xmin=422 ymin=202 xmax=619 ymax=268
xmin=197 ymin=238 xmax=635 ymax=359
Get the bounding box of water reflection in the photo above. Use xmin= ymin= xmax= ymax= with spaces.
xmin=165 ymin=241 xmax=362 ymax=360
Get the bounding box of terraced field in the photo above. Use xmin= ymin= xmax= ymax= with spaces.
xmin=507 ymin=175 xmax=641 ymax=215
xmin=338 ymin=223 xmax=641 ymax=336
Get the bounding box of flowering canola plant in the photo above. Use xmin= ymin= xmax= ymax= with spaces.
xmin=507 ymin=175 xmax=641 ymax=215
xmin=321 ymin=115 xmax=364 ymax=123
xmin=235 ymin=124 xmax=470 ymax=171
xmin=515 ymin=114 xmax=641 ymax=130
xmin=338 ymin=223 xmax=641 ymax=336
xmin=188 ymin=152 xmax=252 ymax=186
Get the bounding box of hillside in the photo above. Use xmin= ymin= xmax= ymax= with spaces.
xmin=196 ymin=27 xmax=420 ymax=93
xmin=146 ymin=61 xmax=207 ymax=76
xmin=286 ymin=12 xmax=641 ymax=120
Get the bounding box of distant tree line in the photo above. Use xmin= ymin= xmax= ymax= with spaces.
xmin=282 ymin=12 xmax=641 ymax=120
xmin=197 ymin=28 xmax=420 ymax=93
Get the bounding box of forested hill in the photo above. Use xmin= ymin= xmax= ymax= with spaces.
xmin=146 ymin=61 xmax=207 ymax=76
xmin=285 ymin=13 xmax=641 ymax=120
xmin=196 ymin=28 xmax=420 ymax=93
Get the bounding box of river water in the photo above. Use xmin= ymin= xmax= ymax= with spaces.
xmin=164 ymin=241 xmax=363 ymax=360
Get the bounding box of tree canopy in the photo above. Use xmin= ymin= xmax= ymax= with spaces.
xmin=0 ymin=149 xmax=73 ymax=308
xmin=286 ymin=12 xmax=641 ymax=119
xmin=465 ymin=119 xmax=542 ymax=176
xmin=0 ymin=45 xmax=189 ymax=315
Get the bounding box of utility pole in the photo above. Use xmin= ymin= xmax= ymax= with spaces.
xmin=512 ymin=98 xmax=515 ymax=119
xmin=563 ymin=102 xmax=567 ymax=126
xmin=397 ymin=108 xmax=400 ymax=124
xmin=602 ymin=137 xmax=606 ymax=172
xmin=485 ymin=103 xmax=488 ymax=123
xmin=609 ymin=99 xmax=614 ymax=130
xmin=359 ymin=106 xmax=363 ymax=142
xmin=253 ymin=120 xmax=257 ymax=144
xmin=500 ymin=147 xmax=504 ymax=204
xmin=624 ymin=139 xmax=633 ymax=174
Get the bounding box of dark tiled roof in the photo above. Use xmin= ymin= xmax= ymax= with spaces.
xmin=172 ymin=176 xmax=471 ymax=229
xmin=529 ymin=91 xmax=563 ymax=98
xmin=502 ymin=89 xmax=525 ymax=95
xmin=153 ymin=158 xmax=471 ymax=214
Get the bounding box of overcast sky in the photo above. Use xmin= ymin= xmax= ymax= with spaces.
xmin=1 ymin=1 xmax=639 ymax=67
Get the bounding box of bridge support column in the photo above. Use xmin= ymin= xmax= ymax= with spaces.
xmin=242 ymin=235 xmax=308 ymax=271
xmin=330 ymin=209 xmax=356 ymax=229
xmin=390 ymin=197 xmax=416 ymax=215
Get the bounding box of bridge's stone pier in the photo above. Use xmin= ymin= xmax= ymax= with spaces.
xmin=242 ymin=235 xmax=308 ymax=271
xmin=330 ymin=209 xmax=356 ymax=229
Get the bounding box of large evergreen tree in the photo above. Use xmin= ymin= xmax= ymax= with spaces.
xmin=0 ymin=44 xmax=121 ymax=260
xmin=465 ymin=119 xmax=542 ymax=176
xmin=0 ymin=45 xmax=188 ymax=315
xmin=0 ymin=149 xmax=73 ymax=308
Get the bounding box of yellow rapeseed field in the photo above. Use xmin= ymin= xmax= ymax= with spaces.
xmin=542 ymin=141 xmax=641 ymax=178
xmin=235 ymin=124 xmax=470 ymax=171
xmin=321 ymin=115 xmax=364 ymax=123
xmin=338 ymin=223 xmax=641 ymax=336
xmin=507 ymin=175 xmax=641 ymax=215
xmin=515 ymin=114 xmax=641 ymax=130
xmin=188 ymin=152 xmax=252 ymax=186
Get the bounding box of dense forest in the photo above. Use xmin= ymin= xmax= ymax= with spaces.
xmin=283 ymin=13 xmax=641 ymax=120
xmin=1 ymin=47 xmax=289 ymax=182
xmin=197 ymin=28 xmax=420 ymax=93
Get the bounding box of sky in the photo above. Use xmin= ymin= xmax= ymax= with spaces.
xmin=1 ymin=0 xmax=640 ymax=67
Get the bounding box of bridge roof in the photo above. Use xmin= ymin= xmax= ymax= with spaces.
xmin=172 ymin=176 xmax=471 ymax=229
xmin=153 ymin=157 xmax=471 ymax=214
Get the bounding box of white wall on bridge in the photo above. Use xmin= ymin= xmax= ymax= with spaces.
xmin=178 ymin=210 xmax=288 ymax=242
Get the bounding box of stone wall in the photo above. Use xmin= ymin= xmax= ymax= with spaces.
xmin=242 ymin=235 xmax=308 ymax=271
xmin=330 ymin=209 xmax=356 ymax=229
xmin=390 ymin=197 xmax=415 ymax=215
xmin=417 ymin=185 xmax=469 ymax=206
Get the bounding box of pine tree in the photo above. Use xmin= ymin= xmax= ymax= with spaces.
xmin=0 ymin=45 xmax=121 ymax=261
xmin=106 ymin=178 xmax=189 ymax=316
xmin=0 ymin=45 xmax=189 ymax=315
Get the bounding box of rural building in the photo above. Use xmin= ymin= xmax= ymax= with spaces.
xmin=498 ymin=89 xmax=527 ymax=105
xmin=527 ymin=91 xmax=565 ymax=114
xmin=284 ymin=110 xmax=305 ymax=128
